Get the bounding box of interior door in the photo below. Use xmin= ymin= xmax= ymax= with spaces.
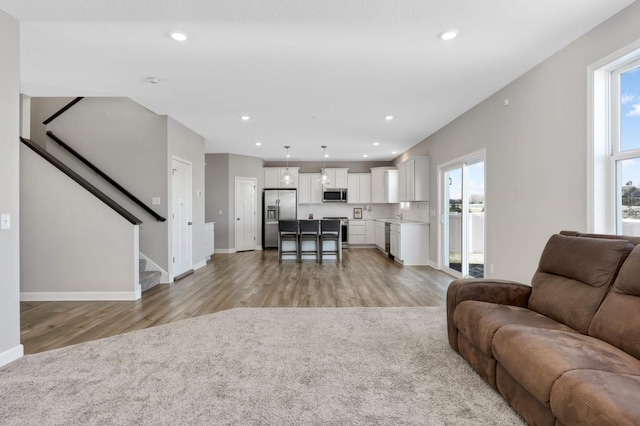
xmin=440 ymin=152 xmax=485 ymax=278
xmin=235 ymin=177 xmax=256 ymax=252
xmin=172 ymin=158 xmax=192 ymax=277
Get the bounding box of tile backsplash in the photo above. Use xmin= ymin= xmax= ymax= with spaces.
xmin=297 ymin=202 xmax=429 ymax=222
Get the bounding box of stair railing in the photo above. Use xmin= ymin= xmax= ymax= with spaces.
xmin=42 ymin=97 xmax=84 ymax=125
xmin=20 ymin=137 xmax=142 ymax=225
xmin=46 ymin=131 xmax=167 ymax=222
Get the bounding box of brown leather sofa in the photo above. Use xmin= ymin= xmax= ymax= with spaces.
xmin=447 ymin=231 xmax=640 ymax=425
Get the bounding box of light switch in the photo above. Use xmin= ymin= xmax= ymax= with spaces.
xmin=1 ymin=214 xmax=10 ymax=230
xmin=219 ymin=210 xmax=223 ymax=215
xmin=152 ymin=197 xmax=161 ymax=205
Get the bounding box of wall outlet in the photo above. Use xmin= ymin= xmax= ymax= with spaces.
xmin=489 ymin=264 xmax=495 ymax=274
xmin=219 ymin=210 xmax=223 ymax=215
xmin=152 ymin=197 xmax=161 ymax=205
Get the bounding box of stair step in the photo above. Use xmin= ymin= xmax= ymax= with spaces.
xmin=140 ymin=270 xmax=161 ymax=292
xmin=139 ymin=258 xmax=147 ymax=273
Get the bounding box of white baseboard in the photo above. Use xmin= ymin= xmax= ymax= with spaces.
xmin=139 ymin=252 xmax=170 ymax=283
xmin=215 ymin=249 xmax=237 ymax=254
xmin=0 ymin=344 xmax=24 ymax=368
xmin=428 ymin=260 xmax=440 ymax=270
xmin=21 ymin=291 xmax=141 ymax=301
xmin=193 ymin=260 xmax=207 ymax=270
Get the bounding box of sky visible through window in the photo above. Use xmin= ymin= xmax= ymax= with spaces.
xmin=620 ymin=66 xmax=640 ymax=188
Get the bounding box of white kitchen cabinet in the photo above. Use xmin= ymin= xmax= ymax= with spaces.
xmin=322 ymin=168 xmax=349 ymax=189
xmin=374 ymin=221 xmax=386 ymax=251
xmin=398 ymin=157 xmax=429 ymax=202
xmin=365 ymin=220 xmax=376 ymax=244
xmin=348 ymin=220 xmax=366 ymax=245
xmin=264 ymin=167 xmax=299 ymax=189
xmin=390 ymin=222 xmax=429 ymax=265
xmin=370 ymin=167 xmax=398 ymax=203
xmin=347 ymin=173 xmax=371 ymax=204
xmin=298 ymin=173 xmax=322 ymax=204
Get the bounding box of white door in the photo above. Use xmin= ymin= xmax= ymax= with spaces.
xmin=439 ymin=150 xmax=485 ymax=278
xmin=235 ymin=177 xmax=257 ymax=252
xmin=172 ymin=158 xmax=192 ymax=277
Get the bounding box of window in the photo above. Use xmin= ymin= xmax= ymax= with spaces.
xmin=590 ymin=45 xmax=640 ymax=236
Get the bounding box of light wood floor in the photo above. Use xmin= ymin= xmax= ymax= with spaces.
xmin=20 ymin=248 xmax=453 ymax=354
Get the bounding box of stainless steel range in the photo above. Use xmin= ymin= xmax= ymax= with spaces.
xmin=323 ymin=217 xmax=348 ymax=248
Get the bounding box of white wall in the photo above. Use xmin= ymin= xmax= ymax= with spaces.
xmin=396 ymin=1 xmax=640 ymax=284
xmin=20 ymin=145 xmax=140 ymax=300
xmin=167 ymin=117 xmax=207 ymax=269
xmin=0 ymin=9 xmax=22 ymax=366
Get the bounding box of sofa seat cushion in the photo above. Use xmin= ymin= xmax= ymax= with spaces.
xmin=551 ymin=370 xmax=640 ymax=426
xmin=454 ymin=300 xmax=577 ymax=357
xmin=492 ymin=325 xmax=640 ymax=408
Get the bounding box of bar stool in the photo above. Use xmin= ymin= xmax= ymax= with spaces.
xmin=278 ymin=220 xmax=299 ymax=263
xmin=298 ymin=220 xmax=320 ymax=262
xmin=319 ymin=219 xmax=341 ymax=263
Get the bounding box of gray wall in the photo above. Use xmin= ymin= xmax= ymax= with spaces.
xmin=0 ymin=9 xmax=21 ymax=365
xmin=39 ymin=97 xmax=170 ymax=270
xmin=29 ymin=97 xmax=74 ymax=148
xmin=20 ymin=145 xmax=139 ymax=298
xmin=396 ymin=1 xmax=640 ymax=284
xmin=205 ymin=154 xmax=230 ymax=250
xmin=205 ymin=153 xmax=264 ymax=250
xmin=168 ymin=117 xmax=207 ymax=266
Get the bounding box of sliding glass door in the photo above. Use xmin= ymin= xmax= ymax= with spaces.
xmin=440 ymin=152 xmax=485 ymax=278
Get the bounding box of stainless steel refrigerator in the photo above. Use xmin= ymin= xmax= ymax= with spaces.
xmin=263 ymin=189 xmax=297 ymax=248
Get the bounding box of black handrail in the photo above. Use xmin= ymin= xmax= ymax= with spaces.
xmin=46 ymin=131 xmax=167 ymax=222
xmin=42 ymin=97 xmax=84 ymax=125
xmin=20 ymin=137 xmax=142 ymax=225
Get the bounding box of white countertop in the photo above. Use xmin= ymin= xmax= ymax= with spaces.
xmin=374 ymin=218 xmax=429 ymax=225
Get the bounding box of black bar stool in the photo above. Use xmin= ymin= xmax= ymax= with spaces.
xmin=298 ymin=220 xmax=320 ymax=262
xmin=278 ymin=220 xmax=299 ymax=263
xmin=319 ymin=219 xmax=341 ymax=263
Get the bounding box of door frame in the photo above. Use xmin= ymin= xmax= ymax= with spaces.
xmin=170 ymin=156 xmax=193 ymax=280
xmin=437 ymin=149 xmax=486 ymax=278
xmin=234 ymin=176 xmax=257 ymax=252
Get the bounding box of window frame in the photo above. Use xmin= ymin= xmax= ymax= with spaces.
xmin=589 ymin=41 xmax=640 ymax=235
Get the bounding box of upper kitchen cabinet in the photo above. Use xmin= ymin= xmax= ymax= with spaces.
xmin=347 ymin=173 xmax=371 ymax=204
xmin=322 ymin=168 xmax=348 ymax=189
xmin=298 ymin=173 xmax=323 ymax=204
xmin=264 ymin=167 xmax=299 ymax=189
xmin=371 ymin=167 xmax=398 ymax=203
xmin=398 ymin=157 xmax=429 ymax=202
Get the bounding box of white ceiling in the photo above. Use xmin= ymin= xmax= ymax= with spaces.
xmin=1 ymin=0 xmax=635 ymax=161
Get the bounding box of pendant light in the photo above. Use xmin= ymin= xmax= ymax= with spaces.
xmin=318 ymin=145 xmax=331 ymax=186
xmin=281 ymin=146 xmax=294 ymax=186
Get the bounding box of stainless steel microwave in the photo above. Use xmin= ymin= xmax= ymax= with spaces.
xmin=323 ymin=189 xmax=347 ymax=203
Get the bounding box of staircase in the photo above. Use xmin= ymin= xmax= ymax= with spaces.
xmin=140 ymin=259 xmax=162 ymax=293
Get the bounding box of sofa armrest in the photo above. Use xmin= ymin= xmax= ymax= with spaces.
xmin=446 ymin=279 xmax=532 ymax=351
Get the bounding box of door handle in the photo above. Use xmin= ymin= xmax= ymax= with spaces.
xmin=188 ymin=221 xmax=193 ymax=225
xmin=237 ymin=218 xmax=240 ymax=221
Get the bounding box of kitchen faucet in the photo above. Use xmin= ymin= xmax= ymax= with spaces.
xmin=395 ymin=213 xmax=403 ymax=221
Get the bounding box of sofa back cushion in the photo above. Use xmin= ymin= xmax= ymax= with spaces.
xmin=528 ymin=234 xmax=634 ymax=334
xmin=589 ymin=244 xmax=640 ymax=359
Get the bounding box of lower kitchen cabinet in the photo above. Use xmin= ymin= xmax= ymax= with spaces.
xmin=389 ymin=222 xmax=429 ymax=265
xmin=365 ymin=220 xmax=376 ymax=244
xmin=348 ymin=220 xmax=366 ymax=245
xmin=374 ymin=221 xmax=386 ymax=251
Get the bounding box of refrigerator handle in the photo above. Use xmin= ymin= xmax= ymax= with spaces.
xmin=276 ymin=199 xmax=280 ymax=221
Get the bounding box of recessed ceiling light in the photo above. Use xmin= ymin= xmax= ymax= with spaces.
xmin=255 ymin=142 xmax=262 ymax=146
xmin=286 ymin=153 xmax=291 ymax=158
xmin=240 ymin=115 xmax=250 ymax=121
xmin=392 ymin=151 xmax=397 ymax=155
xmin=439 ymin=30 xmax=459 ymax=41
xmin=146 ymin=77 xmax=159 ymax=84
xmin=385 ymin=115 xmax=394 ymax=121
xmin=363 ymin=154 xmax=368 ymax=158
xmin=324 ymin=154 xmax=329 ymax=158
xmin=170 ymin=31 xmax=189 ymax=41
xmin=373 ymin=142 xmax=380 ymax=146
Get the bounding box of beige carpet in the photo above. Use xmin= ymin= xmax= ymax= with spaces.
xmin=0 ymin=307 xmax=524 ymax=425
